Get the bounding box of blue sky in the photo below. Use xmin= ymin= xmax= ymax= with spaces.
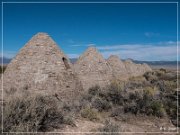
xmin=1 ymin=2 xmax=179 ymax=61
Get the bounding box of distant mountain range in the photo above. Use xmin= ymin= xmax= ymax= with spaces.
xmin=71 ymin=58 xmax=179 ymax=66
xmin=0 ymin=57 xmax=179 ymax=66
xmin=0 ymin=57 xmax=12 ymax=64
xmin=132 ymin=60 xmax=179 ymax=66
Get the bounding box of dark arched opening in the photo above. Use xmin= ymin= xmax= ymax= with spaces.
xmin=62 ymin=57 xmax=70 ymax=69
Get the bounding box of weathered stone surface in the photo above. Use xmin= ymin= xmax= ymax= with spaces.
xmin=107 ymin=56 xmax=152 ymax=80
xmin=107 ymin=55 xmax=129 ymax=80
xmin=74 ymin=47 xmax=113 ymax=90
xmin=124 ymin=59 xmax=152 ymax=77
xmin=3 ymin=32 xmax=83 ymax=100
xmin=142 ymin=63 xmax=152 ymax=71
xmin=2 ymin=33 xmax=152 ymax=99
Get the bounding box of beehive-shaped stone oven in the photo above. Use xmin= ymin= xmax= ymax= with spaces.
xmin=3 ymin=33 xmax=83 ymax=100
xmin=107 ymin=55 xmax=129 ymax=80
xmin=74 ymin=47 xmax=113 ymax=90
xmin=124 ymin=59 xmax=152 ymax=77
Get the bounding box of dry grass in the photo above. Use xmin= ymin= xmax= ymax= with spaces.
xmin=81 ymin=107 xmax=100 ymax=121
xmin=97 ymin=120 xmax=120 ymax=134
xmin=2 ymin=95 xmax=75 ymax=132
xmin=1 ymin=69 xmax=178 ymax=132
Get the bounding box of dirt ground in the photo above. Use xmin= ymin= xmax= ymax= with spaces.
xmin=57 ymin=115 xmax=178 ymax=135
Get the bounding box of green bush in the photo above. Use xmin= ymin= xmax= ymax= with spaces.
xmin=124 ymin=90 xmax=166 ymax=118
xmin=144 ymin=86 xmax=157 ymax=97
xmin=106 ymin=83 xmax=124 ymax=105
xmin=163 ymin=98 xmax=177 ymax=119
xmin=81 ymin=107 xmax=100 ymax=121
xmin=164 ymin=80 xmax=177 ymax=91
xmin=92 ymin=97 xmax=112 ymax=112
xmin=82 ymin=79 xmax=170 ymax=120
xmin=150 ymin=100 xmax=165 ymax=118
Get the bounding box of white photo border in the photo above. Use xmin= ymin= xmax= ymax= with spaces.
xmin=1 ymin=1 xmax=179 ymax=134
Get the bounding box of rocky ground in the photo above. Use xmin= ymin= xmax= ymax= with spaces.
xmin=60 ymin=117 xmax=177 ymax=134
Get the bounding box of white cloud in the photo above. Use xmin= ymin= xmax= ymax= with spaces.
xmin=70 ymin=44 xmax=83 ymax=47
xmin=2 ymin=41 xmax=179 ymax=61
xmin=1 ymin=50 xmax=80 ymax=59
xmin=67 ymin=53 xmax=79 ymax=58
xmin=97 ymin=41 xmax=179 ymax=61
xmin=70 ymin=43 xmax=96 ymax=47
xmin=97 ymin=44 xmax=144 ymax=50
xmin=0 ymin=51 xmax=17 ymax=58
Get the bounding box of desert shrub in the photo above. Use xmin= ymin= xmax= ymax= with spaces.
xmin=143 ymin=86 xmax=157 ymax=97
xmin=81 ymin=85 xmax=113 ymax=112
xmin=123 ymin=90 xmax=166 ymax=117
xmin=128 ymin=91 xmax=142 ymax=100
xmin=128 ymin=76 xmax=147 ymax=89
xmin=129 ymin=76 xmax=146 ymax=82
xmin=88 ymin=85 xmax=101 ymax=96
xmin=81 ymin=107 xmax=100 ymax=121
xmin=136 ymin=92 xmax=166 ymax=117
xmin=144 ymin=70 xmax=177 ymax=85
xmin=162 ymin=90 xmax=177 ymax=122
xmin=163 ymin=80 xmax=177 ymax=92
xmin=80 ymin=85 xmax=102 ymax=104
xmin=143 ymin=72 xmax=152 ymax=80
xmin=127 ymin=81 xmax=143 ymax=89
xmin=165 ymin=90 xmax=178 ymax=126
xmin=124 ymin=102 xmax=138 ymax=115
xmin=143 ymin=71 xmax=158 ymax=83
xmin=163 ymin=98 xmax=177 ymax=117
xmin=156 ymin=80 xmax=167 ymax=92
xmin=92 ymin=97 xmax=112 ymax=112
xmin=111 ymin=107 xmax=124 ymax=117
xmin=159 ymin=68 xmax=167 ymax=73
xmin=129 ymin=92 xmax=136 ymax=100
xmin=79 ymin=98 xmax=91 ymax=110
xmin=3 ymin=95 xmax=74 ymax=132
xmin=159 ymin=72 xmax=177 ymax=81
xmin=63 ymin=116 xmax=75 ymax=126
xmin=136 ymin=91 xmax=153 ymax=114
xmin=98 ymin=120 xmax=120 ymax=134
xmin=82 ymin=80 xmax=169 ymax=119
xmin=156 ymin=70 xmax=164 ymax=77
xmin=81 ymin=93 xmax=93 ymax=103
xmin=110 ymin=81 xmax=124 ymax=91
xmin=150 ymin=100 xmax=165 ymax=118
xmin=105 ymin=83 xmax=124 ymax=105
